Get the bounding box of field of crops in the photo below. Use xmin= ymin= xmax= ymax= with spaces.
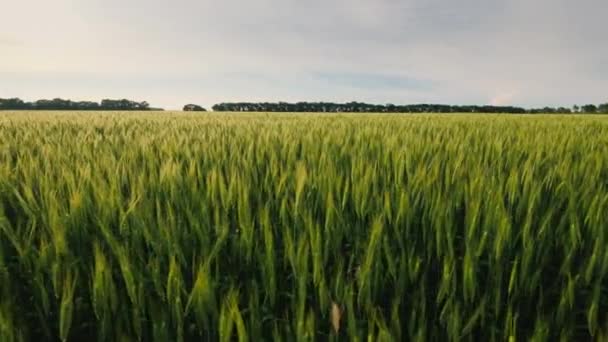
xmin=1 ymin=111 xmax=608 ymax=341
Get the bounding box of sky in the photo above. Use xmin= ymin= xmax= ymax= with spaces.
xmin=1 ymin=0 xmax=607 ymax=110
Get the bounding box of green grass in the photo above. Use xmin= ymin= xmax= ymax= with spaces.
xmin=1 ymin=111 xmax=608 ymax=341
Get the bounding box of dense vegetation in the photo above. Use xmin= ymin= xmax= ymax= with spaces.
xmin=3 ymin=97 xmax=607 ymax=114
xmin=183 ymin=104 xmax=207 ymax=112
xmin=212 ymin=101 xmax=608 ymax=114
xmin=1 ymin=112 xmax=608 ymax=341
xmin=0 ymin=98 xmax=161 ymax=111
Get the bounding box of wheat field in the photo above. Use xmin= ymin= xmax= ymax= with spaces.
xmin=1 ymin=112 xmax=607 ymax=341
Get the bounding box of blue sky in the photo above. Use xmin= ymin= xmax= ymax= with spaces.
xmin=1 ymin=0 xmax=607 ymax=109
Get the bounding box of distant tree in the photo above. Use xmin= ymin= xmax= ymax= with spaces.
xmin=100 ymin=99 xmax=153 ymax=110
xmin=581 ymin=104 xmax=598 ymax=113
xmin=33 ymin=98 xmax=73 ymax=110
xmin=0 ymin=98 xmax=28 ymax=110
xmin=183 ymin=104 xmax=206 ymax=112
xmin=572 ymin=105 xmax=580 ymax=113
xmin=0 ymin=97 xmax=159 ymax=111
xmin=210 ymin=101 xmax=531 ymax=114
xmin=74 ymin=101 xmax=100 ymax=110
xmin=137 ymin=101 xmax=150 ymax=110
xmin=542 ymin=107 xmax=556 ymax=113
xmin=598 ymin=103 xmax=608 ymax=114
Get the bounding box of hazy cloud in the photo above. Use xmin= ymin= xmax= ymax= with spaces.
xmin=0 ymin=0 xmax=606 ymax=109
xmin=0 ymin=36 xmax=20 ymax=46
xmin=490 ymin=92 xmax=518 ymax=106
xmin=315 ymin=73 xmax=436 ymax=91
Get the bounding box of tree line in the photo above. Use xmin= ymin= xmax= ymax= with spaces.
xmin=2 ymin=97 xmax=608 ymax=113
xmin=211 ymin=101 xmax=608 ymax=114
xmin=0 ymin=98 xmax=161 ymax=111
xmin=212 ymin=102 xmax=528 ymax=113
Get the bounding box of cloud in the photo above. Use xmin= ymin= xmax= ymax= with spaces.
xmin=0 ymin=0 xmax=607 ymax=109
xmin=315 ymin=72 xmax=436 ymax=91
xmin=490 ymin=92 xmax=518 ymax=106
xmin=0 ymin=36 xmax=20 ymax=46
